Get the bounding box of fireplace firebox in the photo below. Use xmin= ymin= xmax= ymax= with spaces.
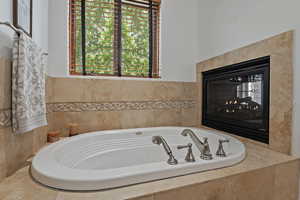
xmin=202 ymin=56 xmax=270 ymax=143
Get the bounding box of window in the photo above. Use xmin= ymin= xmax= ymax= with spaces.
xmin=69 ymin=0 xmax=160 ymax=78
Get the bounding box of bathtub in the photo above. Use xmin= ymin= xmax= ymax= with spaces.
xmin=31 ymin=127 xmax=246 ymax=191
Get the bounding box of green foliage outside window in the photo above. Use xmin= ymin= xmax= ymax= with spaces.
xmin=72 ymin=0 xmax=151 ymax=77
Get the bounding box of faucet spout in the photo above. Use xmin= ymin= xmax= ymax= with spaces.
xmin=181 ymin=129 xmax=213 ymax=160
xmin=181 ymin=129 xmax=205 ymax=152
xmin=152 ymin=136 xmax=178 ymax=165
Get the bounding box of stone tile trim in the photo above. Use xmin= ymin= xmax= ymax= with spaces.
xmin=0 ymin=109 xmax=12 ymax=128
xmin=46 ymin=100 xmax=196 ymax=113
xmin=0 ymin=100 xmax=196 ymax=128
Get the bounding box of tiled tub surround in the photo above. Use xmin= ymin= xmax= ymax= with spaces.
xmin=0 ymin=57 xmax=48 ymax=183
xmin=0 ymin=72 xmax=198 ymax=182
xmin=196 ymin=31 xmax=293 ymax=154
xmin=0 ymin=142 xmax=299 ymax=200
xmin=46 ymin=77 xmax=199 ymax=136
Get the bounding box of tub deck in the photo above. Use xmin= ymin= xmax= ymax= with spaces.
xmin=0 ymin=142 xmax=299 ymax=200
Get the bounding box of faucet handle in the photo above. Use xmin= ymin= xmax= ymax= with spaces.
xmin=177 ymin=143 xmax=195 ymax=162
xmin=202 ymin=137 xmax=210 ymax=147
xmin=200 ymin=137 xmax=213 ymax=160
xmin=177 ymin=143 xmax=192 ymax=150
xmin=220 ymin=139 xmax=230 ymax=143
xmin=216 ymin=139 xmax=230 ymax=157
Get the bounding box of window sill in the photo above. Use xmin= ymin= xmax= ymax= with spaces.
xmin=68 ymin=73 xmax=162 ymax=81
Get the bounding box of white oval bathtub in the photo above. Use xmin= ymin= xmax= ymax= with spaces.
xmin=31 ymin=127 xmax=246 ymax=191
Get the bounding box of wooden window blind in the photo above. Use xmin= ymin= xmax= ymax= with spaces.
xmin=69 ymin=0 xmax=160 ymax=78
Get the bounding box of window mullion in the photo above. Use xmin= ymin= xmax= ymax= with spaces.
xmin=114 ymin=0 xmax=122 ymax=76
xmin=148 ymin=0 xmax=153 ymax=78
xmin=81 ymin=0 xmax=86 ymax=75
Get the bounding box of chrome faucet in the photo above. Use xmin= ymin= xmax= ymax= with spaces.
xmin=216 ymin=139 xmax=230 ymax=157
xmin=152 ymin=136 xmax=178 ymax=165
xmin=181 ymin=129 xmax=213 ymax=160
xmin=177 ymin=143 xmax=195 ymax=162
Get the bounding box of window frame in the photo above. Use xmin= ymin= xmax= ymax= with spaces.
xmin=69 ymin=0 xmax=161 ymax=78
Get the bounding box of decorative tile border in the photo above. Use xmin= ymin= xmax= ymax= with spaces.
xmin=46 ymin=100 xmax=196 ymax=113
xmin=0 ymin=100 xmax=196 ymax=128
xmin=0 ymin=109 xmax=12 ymax=128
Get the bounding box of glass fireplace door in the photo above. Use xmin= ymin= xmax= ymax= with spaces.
xmin=202 ymin=56 xmax=270 ymax=143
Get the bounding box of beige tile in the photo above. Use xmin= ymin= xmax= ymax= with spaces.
xmin=273 ymin=160 xmax=300 ymax=200
xmin=154 ymin=166 xmax=275 ymax=200
xmin=181 ymin=82 xmax=198 ymax=100
xmin=0 ymin=129 xmax=7 ymax=182
xmin=46 ymin=103 xmax=196 ymax=137
xmin=120 ymin=110 xmax=155 ymax=129
xmin=48 ymin=112 xmax=94 ymax=136
xmin=180 ymin=108 xmax=198 ymax=127
xmin=1 ymin=127 xmax=35 ymax=176
xmin=62 ymin=111 xmax=122 ymax=133
xmin=118 ymin=80 xmax=155 ymax=101
xmin=229 ymin=166 xmax=275 ymax=200
xmin=50 ymin=77 xmax=197 ymax=103
xmin=152 ymin=109 xmax=181 ymax=127
xmin=52 ymin=78 xmax=89 ymax=103
xmin=0 ymin=122 xmax=48 ymax=182
xmin=47 ymin=112 xmax=67 ymax=136
xmin=48 ymin=111 xmax=123 ymax=136
xmin=96 ymin=111 xmax=122 ymax=130
xmin=0 ymin=167 xmax=58 ymax=200
xmin=268 ymin=48 xmax=293 ymax=154
xmin=152 ymin=82 xmax=184 ymax=100
xmin=32 ymin=126 xmax=48 ymax=153
xmin=56 ymin=192 xmax=104 ymax=200
xmin=153 ymin=186 xmax=196 ymax=200
xmin=65 ymin=112 xmax=100 ymax=133
xmin=46 ymin=76 xmax=198 ymax=139
xmin=0 ymin=57 xmax=12 ymax=110
xmin=87 ymin=79 xmax=123 ymax=102
xmin=46 ymin=77 xmax=55 ymax=103
xmin=56 ymin=190 xmax=147 ymax=200
xmin=128 ymin=195 xmax=154 ymax=200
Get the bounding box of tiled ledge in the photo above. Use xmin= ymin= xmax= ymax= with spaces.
xmin=0 ymin=142 xmax=298 ymax=200
xmin=0 ymin=100 xmax=196 ymax=128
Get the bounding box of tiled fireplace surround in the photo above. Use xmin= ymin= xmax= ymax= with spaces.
xmin=0 ymin=31 xmax=299 ymax=200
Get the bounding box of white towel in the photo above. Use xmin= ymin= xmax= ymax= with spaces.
xmin=12 ymin=33 xmax=47 ymax=134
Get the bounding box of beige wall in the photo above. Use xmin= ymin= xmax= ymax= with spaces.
xmin=46 ymin=77 xmax=199 ymax=136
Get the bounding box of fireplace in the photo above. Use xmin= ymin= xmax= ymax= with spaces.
xmin=202 ymin=56 xmax=270 ymax=143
